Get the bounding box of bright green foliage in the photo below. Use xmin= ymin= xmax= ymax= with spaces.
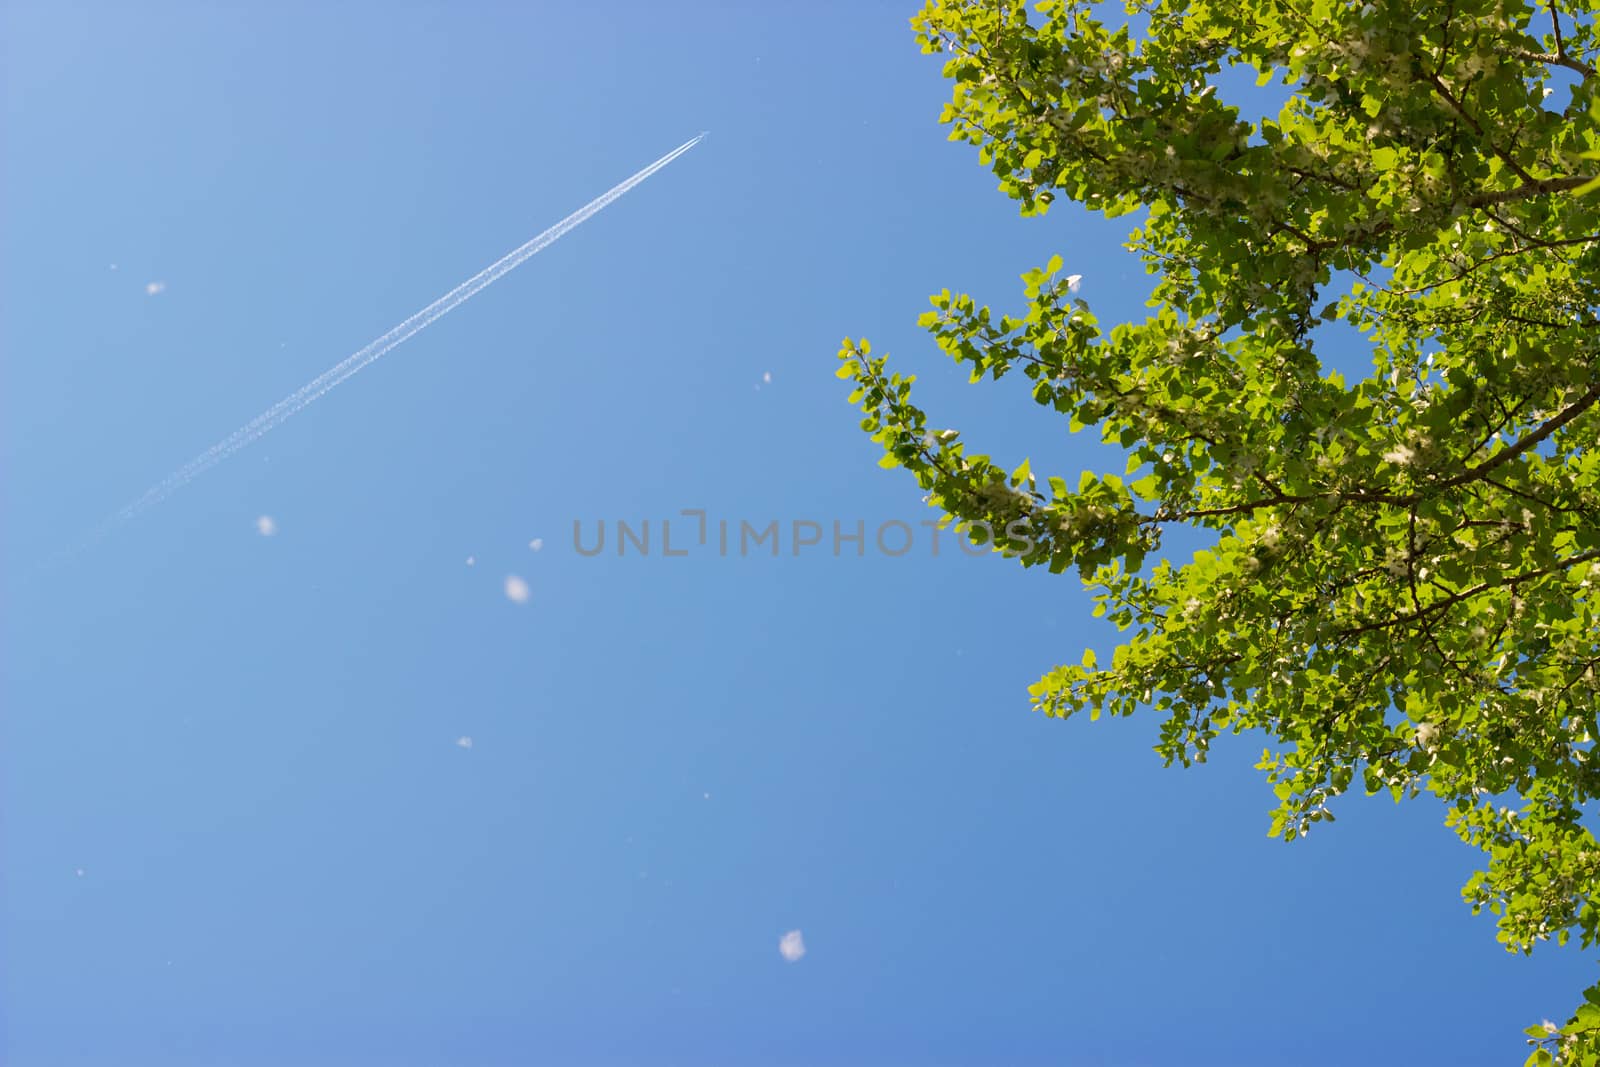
xmin=840 ymin=0 xmax=1600 ymax=1055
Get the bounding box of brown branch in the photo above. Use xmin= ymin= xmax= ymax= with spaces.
xmin=1540 ymin=0 xmax=1594 ymax=78
xmin=1481 ymin=475 xmax=1592 ymax=517
xmin=1511 ymin=48 xmax=1596 ymax=77
xmin=1468 ymin=175 xmax=1596 ymax=206
xmin=1335 ymin=547 xmax=1600 ymax=639
xmin=1380 ymin=224 xmax=1600 ymax=297
xmin=1422 ymin=69 xmax=1539 ymax=186
xmin=1430 ymin=384 xmax=1600 ymax=494
xmin=1134 ymin=385 xmax=1598 ymax=527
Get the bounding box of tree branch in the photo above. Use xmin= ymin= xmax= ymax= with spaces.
xmin=1511 ymin=48 xmax=1596 ymax=78
xmin=1468 ymin=175 xmax=1596 ymax=207
xmin=1335 ymin=547 xmax=1600 ymax=639
xmin=1431 ymin=384 xmax=1600 ymax=494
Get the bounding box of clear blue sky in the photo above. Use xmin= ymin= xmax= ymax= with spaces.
xmin=3 ymin=3 xmax=1593 ymax=1064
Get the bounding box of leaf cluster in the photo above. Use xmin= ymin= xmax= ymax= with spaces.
xmin=843 ymin=0 xmax=1600 ymax=1052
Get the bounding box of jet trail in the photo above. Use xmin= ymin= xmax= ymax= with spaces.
xmin=109 ymin=132 xmax=704 ymax=532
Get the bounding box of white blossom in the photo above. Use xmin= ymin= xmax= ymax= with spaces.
xmin=778 ymin=930 xmax=806 ymax=962
xmin=1382 ymin=445 xmax=1414 ymax=465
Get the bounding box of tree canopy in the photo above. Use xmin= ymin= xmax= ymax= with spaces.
xmin=839 ymin=0 xmax=1600 ymax=1057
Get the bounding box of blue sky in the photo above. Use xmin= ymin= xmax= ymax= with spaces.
xmin=3 ymin=2 xmax=1594 ymax=1064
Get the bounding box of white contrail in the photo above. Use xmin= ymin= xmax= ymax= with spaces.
xmin=109 ymin=132 xmax=705 ymax=532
